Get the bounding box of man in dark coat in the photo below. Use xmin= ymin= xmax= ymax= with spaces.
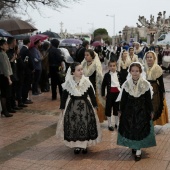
xmin=20 ymin=38 xmax=34 ymax=104
xmin=48 ymin=39 xmax=64 ymax=100
xmin=74 ymin=40 xmax=89 ymax=63
xmin=6 ymin=37 xmax=22 ymax=112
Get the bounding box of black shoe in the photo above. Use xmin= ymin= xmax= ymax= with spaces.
xmin=13 ymin=106 xmax=23 ymax=110
xmin=132 ymin=149 xmax=136 ymax=154
xmin=108 ymin=126 xmax=114 ymax=131
xmin=24 ymin=100 xmax=33 ymax=104
xmin=135 ymin=154 xmax=142 ymax=161
xmin=1 ymin=112 xmax=13 ymax=117
xmin=8 ymin=109 xmax=16 ymax=113
xmin=52 ymin=97 xmax=56 ymax=100
xmin=32 ymin=92 xmax=39 ymax=95
xmin=18 ymin=104 xmax=28 ymax=107
xmin=74 ymin=148 xmax=81 ymax=154
xmin=41 ymin=89 xmax=48 ymax=92
xmin=82 ymin=148 xmax=88 ymax=154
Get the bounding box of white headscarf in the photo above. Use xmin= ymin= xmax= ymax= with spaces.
xmin=62 ymin=67 xmax=95 ymax=96
xmin=116 ymin=62 xmax=153 ymax=101
xmin=117 ymin=50 xmax=131 ymax=71
xmin=143 ymin=51 xmax=158 ymax=68
xmin=142 ymin=51 xmax=162 ymax=80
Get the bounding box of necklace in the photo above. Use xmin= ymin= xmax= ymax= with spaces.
xmin=132 ymin=78 xmax=139 ymax=85
xmin=87 ymin=61 xmax=92 ymax=66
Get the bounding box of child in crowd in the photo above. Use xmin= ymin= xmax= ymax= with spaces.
xmin=117 ymin=62 xmax=156 ymax=161
xmin=102 ymin=60 xmax=122 ymax=131
xmin=56 ymin=62 xmax=101 ymax=154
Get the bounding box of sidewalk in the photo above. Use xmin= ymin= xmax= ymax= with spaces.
xmin=0 ymin=73 xmax=170 ymax=170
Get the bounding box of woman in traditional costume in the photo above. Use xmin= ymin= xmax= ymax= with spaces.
xmin=81 ymin=49 xmax=105 ymax=123
xmin=117 ymin=50 xmax=131 ymax=84
xmin=143 ymin=51 xmax=169 ymax=125
xmin=117 ymin=62 xmax=156 ymax=161
xmin=128 ymin=47 xmax=138 ymax=63
xmin=56 ymin=62 xmax=101 ymax=154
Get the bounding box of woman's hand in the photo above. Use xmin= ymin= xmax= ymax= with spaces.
xmin=8 ymin=79 xmax=12 ymax=85
xmin=10 ymin=54 xmax=17 ymax=62
xmin=118 ymin=111 xmax=121 ymax=118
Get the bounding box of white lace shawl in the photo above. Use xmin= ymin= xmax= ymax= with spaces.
xmin=143 ymin=51 xmax=163 ymax=80
xmin=116 ymin=77 xmax=153 ymax=101
xmin=128 ymin=54 xmax=139 ymax=63
xmin=117 ymin=56 xmax=131 ymax=71
xmin=62 ymin=75 xmax=94 ymax=96
xmin=81 ymin=52 xmax=105 ymax=106
xmin=134 ymin=46 xmax=143 ymax=55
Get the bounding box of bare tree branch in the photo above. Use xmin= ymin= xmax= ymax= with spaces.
xmin=0 ymin=0 xmax=81 ymax=9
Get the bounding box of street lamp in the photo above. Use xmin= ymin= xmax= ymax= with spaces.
xmin=119 ymin=31 xmax=122 ymax=43
xmin=106 ymin=14 xmax=115 ymax=36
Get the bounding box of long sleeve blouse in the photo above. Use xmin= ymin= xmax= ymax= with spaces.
xmin=0 ymin=51 xmax=13 ymax=77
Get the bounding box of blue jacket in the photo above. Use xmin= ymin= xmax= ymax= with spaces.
xmin=29 ymin=47 xmax=42 ymax=70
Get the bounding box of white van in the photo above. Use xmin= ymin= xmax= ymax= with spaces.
xmin=156 ymin=33 xmax=170 ymax=45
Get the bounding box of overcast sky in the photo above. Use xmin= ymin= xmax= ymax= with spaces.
xmin=21 ymin=0 xmax=170 ymax=36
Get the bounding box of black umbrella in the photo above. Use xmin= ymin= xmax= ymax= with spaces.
xmin=42 ymin=31 xmax=61 ymax=39
xmin=0 ymin=19 xmax=37 ymax=35
xmin=0 ymin=29 xmax=13 ymax=37
xmin=14 ymin=34 xmax=30 ymax=40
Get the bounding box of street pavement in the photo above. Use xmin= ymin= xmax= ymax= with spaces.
xmin=0 ymin=73 xmax=170 ymax=170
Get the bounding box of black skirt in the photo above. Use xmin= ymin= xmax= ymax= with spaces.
xmin=64 ymin=96 xmax=98 ymax=142
xmin=119 ymin=94 xmax=151 ymax=141
xmin=0 ymin=74 xmax=10 ymax=98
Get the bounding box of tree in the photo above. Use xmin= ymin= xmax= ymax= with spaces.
xmin=0 ymin=0 xmax=81 ymax=11
xmin=136 ymin=11 xmax=170 ymax=45
xmin=93 ymin=28 xmax=110 ymax=42
xmin=93 ymin=28 xmax=108 ymax=38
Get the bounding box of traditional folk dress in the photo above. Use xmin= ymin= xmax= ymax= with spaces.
xmin=102 ymin=71 xmax=122 ymax=127
xmin=117 ymin=76 xmax=156 ymax=150
xmin=56 ymin=75 xmax=101 ymax=149
xmin=82 ymin=53 xmax=106 ymax=123
xmin=128 ymin=54 xmax=138 ymax=64
xmin=143 ymin=52 xmax=169 ymax=125
xmin=134 ymin=46 xmax=144 ymax=64
xmin=117 ymin=56 xmax=131 ymax=84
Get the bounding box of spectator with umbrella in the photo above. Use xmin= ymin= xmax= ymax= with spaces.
xmin=0 ymin=39 xmax=13 ymax=117
xmin=29 ymin=39 xmax=42 ymax=95
xmin=39 ymin=41 xmax=51 ymax=92
xmin=6 ymin=37 xmax=23 ymax=113
xmin=20 ymin=38 xmax=34 ymax=104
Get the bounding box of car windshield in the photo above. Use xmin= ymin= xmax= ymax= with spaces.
xmin=158 ymin=35 xmax=166 ymax=41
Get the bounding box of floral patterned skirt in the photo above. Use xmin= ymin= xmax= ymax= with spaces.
xmin=56 ymin=97 xmax=102 ymax=149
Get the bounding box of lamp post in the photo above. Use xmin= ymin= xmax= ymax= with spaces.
xmin=119 ymin=31 xmax=122 ymax=43
xmin=106 ymin=14 xmax=115 ymax=45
